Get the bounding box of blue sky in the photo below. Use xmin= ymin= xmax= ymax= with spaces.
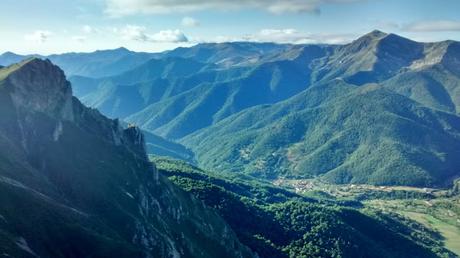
xmin=1 ymin=0 xmax=460 ymax=54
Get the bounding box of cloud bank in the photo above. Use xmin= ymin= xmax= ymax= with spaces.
xmin=182 ymin=17 xmax=200 ymax=27
xmin=105 ymin=0 xmax=362 ymax=16
xmin=214 ymin=29 xmax=355 ymax=44
xmin=24 ymin=30 xmax=52 ymax=43
xmin=118 ymin=25 xmax=188 ymax=43
xmin=404 ymin=20 xmax=460 ymax=32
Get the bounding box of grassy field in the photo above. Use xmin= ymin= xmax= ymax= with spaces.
xmin=366 ymin=198 xmax=460 ymax=256
xmin=403 ymin=211 xmax=460 ymax=255
xmin=275 ymin=179 xmax=460 ymax=256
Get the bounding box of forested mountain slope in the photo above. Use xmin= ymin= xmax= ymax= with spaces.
xmin=183 ymin=80 xmax=460 ymax=187
xmin=8 ymin=31 xmax=460 ymax=187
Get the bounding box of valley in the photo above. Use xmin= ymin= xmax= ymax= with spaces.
xmin=154 ymin=156 xmax=460 ymax=257
xmin=275 ymin=178 xmax=460 ymax=256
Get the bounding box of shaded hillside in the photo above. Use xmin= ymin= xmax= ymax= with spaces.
xmin=382 ymin=41 xmax=460 ymax=114
xmin=72 ymin=57 xmax=215 ymax=119
xmin=125 ymin=58 xmax=315 ymax=139
xmin=69 ymin=51 xmax=318 ymax=138
xmin=143 ymin=129 xmax=195 ymax=162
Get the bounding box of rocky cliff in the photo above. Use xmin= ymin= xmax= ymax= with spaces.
xmin=0 ymin=58 xmax=253 ymax=258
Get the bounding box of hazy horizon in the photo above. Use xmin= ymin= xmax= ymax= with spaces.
xmin=1 ymin=0 xmax=460 ymax=55
xmin=3 ymin=29 xmax=460 ymax=57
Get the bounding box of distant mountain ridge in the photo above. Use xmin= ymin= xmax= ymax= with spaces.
xmin=162 ymin=42 xmax=292 ymax=67
xmin=0 ymin=48 xmax=158 ymax=78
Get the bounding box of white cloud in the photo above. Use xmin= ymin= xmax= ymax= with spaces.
xmin=374 ymin=20 xmax=400 ymax=30
xmin=403 ymin=20 xmax=460 ymax=32
xmin=82 ymin=25 xmax=94 ymax=34
xmin=214 ymin=29 xmax=355 ymax=44
xmin=118 ymin=25 xmax=188 ymax=43
xmin=24 ymin=30 xmax=52 ymax=43
xmin=72 ymin=36 xmax=87 ymax=43
xmin=182 ymin=17 xmax=200 ymax=27
xmin=266 ymin=2 xmax=319 ymax=15
xmin=104 ymin=0 xmax=363 ymax=16
xmin=150 ymin=30 xmax=189 ymax=43
xmin=257 ymin=29 xmax=305 ymax=43
xmin=120 ymin=25 xmax=149 ymax=41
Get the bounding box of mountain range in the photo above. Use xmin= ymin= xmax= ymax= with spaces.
xmin=0 ymin=47 xmax=157 ymax=78
xmin=2 ymin=30 xmax=460 ymax=187
xmin=2 ymin=57 xmax=457 ymax=257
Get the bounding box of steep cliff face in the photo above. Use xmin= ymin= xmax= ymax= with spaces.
xmin=0 ymin=59 xmax=253 ymax=258
xmin=5 ymin=58 xmax=74 ymax=121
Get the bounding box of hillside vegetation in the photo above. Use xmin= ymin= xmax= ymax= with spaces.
xmin=154 ymin=157 xmax=456 ymax=258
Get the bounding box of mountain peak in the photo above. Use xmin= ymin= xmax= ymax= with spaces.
xmin=356 ymin=30 xmax=388 ymax=43
xmin=0 ymin=51 xmax=20 ymax=57
xmin=1 ymin=58 xmax=74 ymax=121
xmin=6 ymin=57 xmax=62 ymax=80
xmin=105 ymin=47 xmax=131 ymax=54
xmin=18 ymin=56 xmax=52 ymax=67
xmin=367 ymin=29 xmax=388 ymax=37
xmin=115 ymin=46 xmax=129 ymax=51
xmin=342 ymin=30 xmax=389 ymax=54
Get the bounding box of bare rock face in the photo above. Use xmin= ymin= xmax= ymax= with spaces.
xmin=3 ymin=58 xmax=147 ymax=155
xmin=123 ymin=124 xmax=148 ymax=155
xmin=6 ymin=58 xmax=74 ymax=121
xmin=442 ymin=41 xmax=460 ymax=76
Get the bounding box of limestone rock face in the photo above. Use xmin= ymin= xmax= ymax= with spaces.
xmin=6 ymin=58 xmax=74 ymax=121
xmin=2 ymin=58 xmax=148 ymax=156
